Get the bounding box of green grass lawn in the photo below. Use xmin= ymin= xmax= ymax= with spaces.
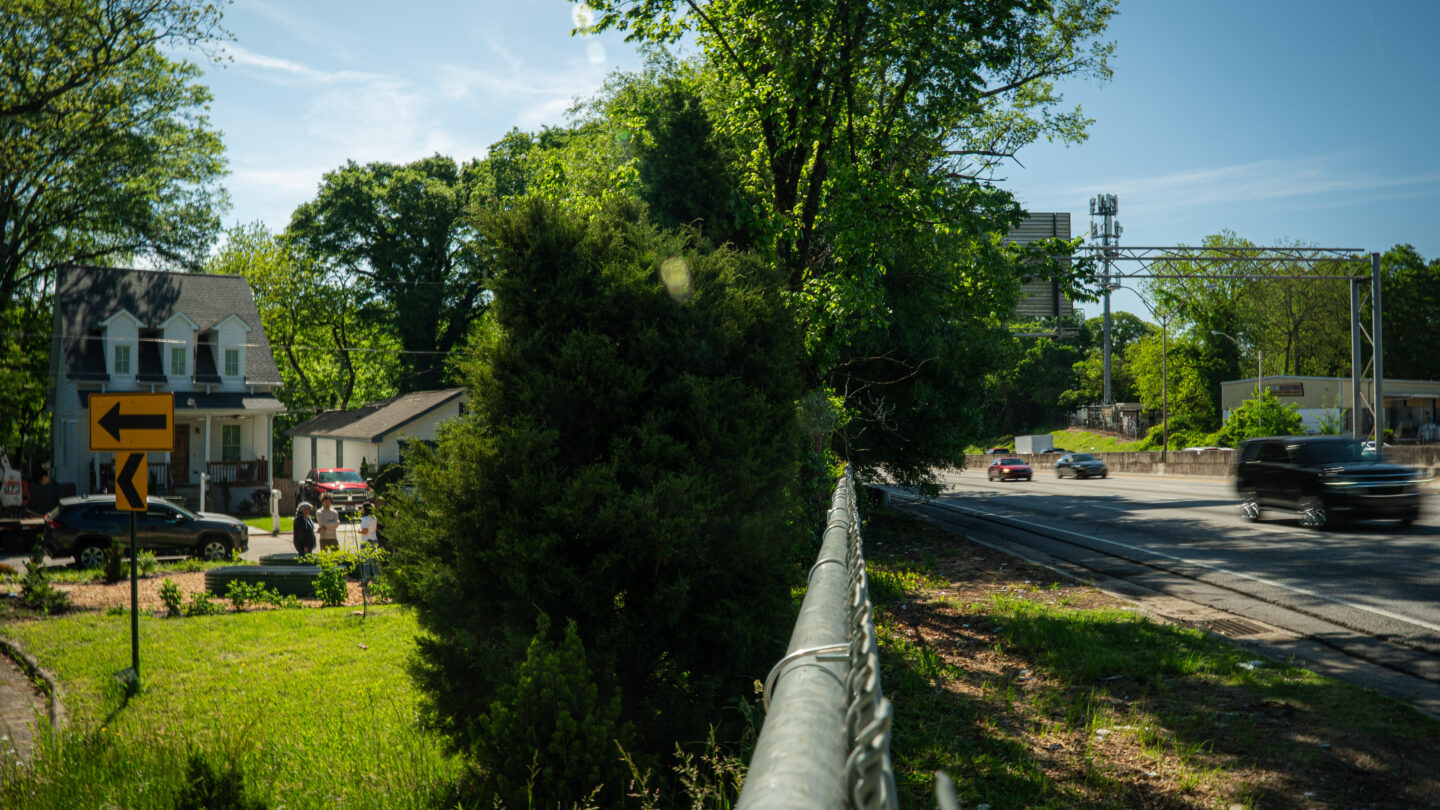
xmin=969 ymin=428 xmax=1150 ymax=455
xmin=0 ymin=606 xmax=461 ymax=809
xmin=244 ymin=515 xmax=293 ymax=533
xmin=1047 ymin=428 xmax=1149 ymax=453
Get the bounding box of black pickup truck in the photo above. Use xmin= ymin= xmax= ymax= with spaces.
xmin=1234 ymin=435 xmax=1426 ymax=529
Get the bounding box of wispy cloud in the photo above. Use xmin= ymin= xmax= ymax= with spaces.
xmin=222 ymin=43 xmax=384 ymax=85
xmin=1027 ymin=154 xmax=1440 ymax=216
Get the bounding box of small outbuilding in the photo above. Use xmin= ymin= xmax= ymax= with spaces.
xmin=286 ymin=388 xmax=468 ymax=480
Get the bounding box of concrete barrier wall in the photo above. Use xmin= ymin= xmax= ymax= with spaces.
xmin=965 ymin=445 xmax=1440 ymax=481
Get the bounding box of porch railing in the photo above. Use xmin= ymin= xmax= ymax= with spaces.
xmin=96 ymin=461 xmax=171 ymax=494
xmin=206 ymin=460 xmax=267 ymax=484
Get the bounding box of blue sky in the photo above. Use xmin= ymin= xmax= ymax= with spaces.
xmin=199 ymin=1 xmax=1440 ymax=319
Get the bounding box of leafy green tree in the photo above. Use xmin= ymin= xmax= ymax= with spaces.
xmin=0 ymin=299 xmax=51 ymax=471
xmin=580 ymin=0 xmax=1114 ymax=480
xmin=288 ymin=156 xmax=490 ymax=391
xmin=0 ymin=0 xmax=228 ymax=308
xmin=1380 ymin=244 xmax=1440 ymax=380
xmin=1215 ymin=389 xmax=1303 ymax=447
xmin=387 ymin=198 xmax=804 ymax=787
xmin=207 ymin=224 xmax=401 ymax=463
xmin=0 ymin=0 xmax=228 ymax=472
xmin=1127 ymin=333 xmax=1218 ymax=447
xmin=988 ymin=338 xmax=1083 ymax=436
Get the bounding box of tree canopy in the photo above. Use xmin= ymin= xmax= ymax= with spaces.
xmin=575 ymin=0 xmax=1114 ymax=481
xmin=207 ymin=224 xmax=401 ymax=460
xmin=287 ymin=156 xmax=490 ymax=392
xmin=0 ymin=0 xmax=229 ymax=472
xmin=0 ymin=0 xmax=228 ymax=307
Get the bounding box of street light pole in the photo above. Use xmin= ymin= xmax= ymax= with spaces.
xmin=1128 ymin=286 xmax=1170 ymax=463
xmin=1211 ymin=329 xmax=1262 ymax=401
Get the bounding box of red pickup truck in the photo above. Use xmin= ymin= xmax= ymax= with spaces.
xmin=300 ymin=468 xmax=373 ymax=513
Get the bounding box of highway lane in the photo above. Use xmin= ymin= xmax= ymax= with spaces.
xmin=887 ymin=469 xmax=1440 ymax=713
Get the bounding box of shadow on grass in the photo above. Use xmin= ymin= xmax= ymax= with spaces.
xmin=883 ymin=593 xmax=1440 ymax=809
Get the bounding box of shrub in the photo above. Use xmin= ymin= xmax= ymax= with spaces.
xmin=0 ymin=562 xmax=17 ymax=580
xmin=20 ymin=545 xmax=69 ymax=614
xmin=137 ymin=550 xmax=159 ymax=577
xmin=225 ymin=581 xmax=285 ymax=611
xmin=102 ymin=539 xmax=125 ymax=584
xmin=1215 ymin=389 xmax=1303 ymax=447
xmin=471 ymin=615 xmax=632 ymax=807
xmin=185 ymin=590 xmax=223 ymax=617
xmin=159 ymin=578 xmax=184 ymax=617
xmin=225 ymin=580 xmax=251 ymax=612
xmin=388 ymin=199 xmax=804 ymax=793
xmin=312 ymin=556 xmax=348 ymax=607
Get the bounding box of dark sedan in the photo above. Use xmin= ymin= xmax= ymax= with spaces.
xmin=43 ymin=495 xmax=250 ymax=567
xmin=987 ymin=457 xmax=1032 ymax=482
xmin=1054 ymin=453 xmax=1108 ymax=479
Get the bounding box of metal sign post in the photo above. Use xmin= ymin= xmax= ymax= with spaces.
xmin=89 ymin=394 xmax=173 ymax=692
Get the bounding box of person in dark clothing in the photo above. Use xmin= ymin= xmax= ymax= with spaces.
xmin=293 ymin=501 xmax=317 ymax=555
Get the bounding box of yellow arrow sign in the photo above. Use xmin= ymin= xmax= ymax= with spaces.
xmin=114 ymin=451 xmax=148 ymax=511
xmin=89 ymin=393 xmax=174 ymax=452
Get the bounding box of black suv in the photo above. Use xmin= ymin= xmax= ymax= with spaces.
xmin=43 ymin=496 xmax=250 ymax=567
xmin=1234 ymin=436 xmax=1426 ymax=529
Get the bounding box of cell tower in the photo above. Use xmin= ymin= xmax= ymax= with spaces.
xmin=1089 ymin=194 xmax=1121 ymax=405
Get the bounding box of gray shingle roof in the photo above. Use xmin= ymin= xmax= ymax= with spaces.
xmin=287 ymin=389 xmax=466 ymax=442
xmin=54 ymin=265 xmax=282 ymax=386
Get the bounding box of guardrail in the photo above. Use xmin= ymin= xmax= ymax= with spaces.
xmin=737 ymin=469 xmax=898 ymax=810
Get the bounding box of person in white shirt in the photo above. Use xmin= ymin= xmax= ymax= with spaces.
xmin=358 ymin=502 xmax=378 ymax=546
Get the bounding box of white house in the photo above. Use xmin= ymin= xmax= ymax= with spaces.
xmin=287 ymin=388 xmax=468 ymax=479
xmin=47 ymin=265 xmax=286 ymax=509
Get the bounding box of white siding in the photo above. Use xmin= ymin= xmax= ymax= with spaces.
xmin=162 ymin=318 xmax=194 ymax=384
xmin=292 ymin=438 xmax=312 ymax=483
xmin=340 ymin=439 xmax=378 ymax=471
xmin=104 ymin=316 xmax=138 ymax=387
xmin=215 ymin=316 xmax=250 ymax=391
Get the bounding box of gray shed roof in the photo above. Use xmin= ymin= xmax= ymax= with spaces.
xmin=54 ymin=265 xmax=282 ymax=385
xmin=288 ymin=388 xmax=466 ymax=443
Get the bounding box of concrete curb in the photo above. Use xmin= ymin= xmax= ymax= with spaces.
xmin=0 ymin=636 xmax=65 ymax=732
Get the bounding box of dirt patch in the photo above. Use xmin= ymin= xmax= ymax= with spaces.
xmin=53 ymin=572 xmax=378 ymax=613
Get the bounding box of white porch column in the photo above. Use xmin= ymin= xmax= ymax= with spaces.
xmin=267 ymin=413 xmax=278 ymax=535
xmin=204 ymin=414 xmax=212 ymax=493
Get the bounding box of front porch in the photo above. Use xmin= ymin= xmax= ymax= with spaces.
xmin=96 ymin=458 xmax=272 ymax=513
xmin=86 ymin=402 xmax=281 ymax=513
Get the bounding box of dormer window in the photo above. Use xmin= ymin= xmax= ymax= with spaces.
xmin=113 ymin=344 xmax=131 ymax=375
xmin=170 ymin=345 xmax=187 ymax=376
xmin=224 ymin=348 xmax=240 ymax=377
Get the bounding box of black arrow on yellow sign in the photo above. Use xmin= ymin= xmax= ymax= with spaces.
xmin=99 ymin=403 xmax=168 ymax=443
xmin=115 ymin=451 xmax=148 ymax=511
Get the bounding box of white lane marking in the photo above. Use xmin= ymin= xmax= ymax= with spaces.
xmin=920 ymin=497 xmax=1440 ymax=636
xmin=1093 ymin=505 xmax=1128 ymax=512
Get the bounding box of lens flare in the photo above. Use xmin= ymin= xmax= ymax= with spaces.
xmin=659 ymin=257 xmax=692 ymax=301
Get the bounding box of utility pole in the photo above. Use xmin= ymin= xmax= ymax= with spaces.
xmin=1090 ymin=194 xmax=1121 ymax=406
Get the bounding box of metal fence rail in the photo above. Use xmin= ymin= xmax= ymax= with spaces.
xmin=737 ymin=469 xmax=898 ymax=810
